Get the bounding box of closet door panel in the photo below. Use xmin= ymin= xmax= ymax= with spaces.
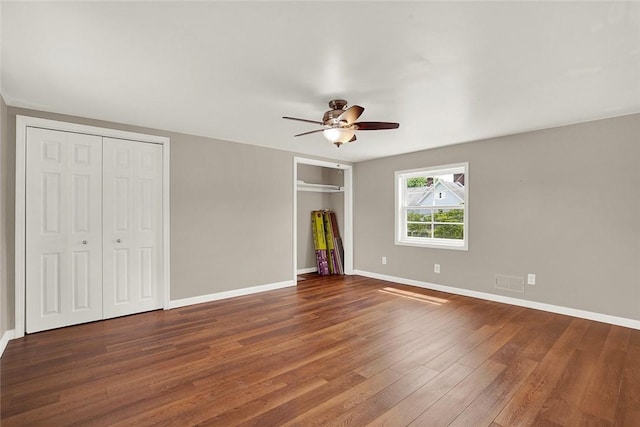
xmin=68 ymin=132 xmax=104 ymax=317
xmin=26 ymin=128 xmax=103 ymax=333
xmin=114 ymin=248 xmax=130 ymax=302
xmin=103 ymin=138 xmax=136 ymax=317
xmin=134 ymin=143 xmax=163 ymax=305
xmin=103 ymin=138 xmax=162 ymax=318
xmin=72 ymin=251 xmax=91 ymax=310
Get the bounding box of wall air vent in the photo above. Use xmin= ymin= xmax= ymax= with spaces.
xmin=495 ymin=274 xmax=525 ymax=293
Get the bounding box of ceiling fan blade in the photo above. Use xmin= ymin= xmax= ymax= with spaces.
xmin=337 ymin=105 xmax=364 ymax=124
xmin=283 ymin=116 xmax=324 ymax=125
xmin=294 ymin=129 xmax=325 ymax=137
xmin=354 ymin=121 xmax=400 ymax=130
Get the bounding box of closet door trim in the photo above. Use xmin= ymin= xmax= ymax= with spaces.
xmin=15 ymin=115 xmax=171 ymax=338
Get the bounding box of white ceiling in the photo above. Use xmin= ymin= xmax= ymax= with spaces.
xmin=2 ymin=2 xmax=639 ymax=163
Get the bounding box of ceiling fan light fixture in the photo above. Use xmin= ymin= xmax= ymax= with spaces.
xmin=284 ymin=99 xmax=399 ymax=146
xmin=323 ymin=127 xmax=355 ymax=144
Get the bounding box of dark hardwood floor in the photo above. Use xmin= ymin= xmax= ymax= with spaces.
xmin=2 ymin=274 xmax=639 ymax=426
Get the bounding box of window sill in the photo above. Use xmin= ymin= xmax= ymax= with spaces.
xmin=395 ymin=238 xmax=468 ymax=251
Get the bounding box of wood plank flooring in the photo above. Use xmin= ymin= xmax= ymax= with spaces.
xmin=2 ymin=274 xmax=639 ymax=426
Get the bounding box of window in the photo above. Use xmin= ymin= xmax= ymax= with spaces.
xmin=395 ymin=163 xmax=468 ymax=250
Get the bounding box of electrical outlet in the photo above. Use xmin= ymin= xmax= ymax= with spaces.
xmin=382 ymin=256 xmax=387 ymax=265
xmin=434 ymin=263 xmax=440 ymax=273
xmin=527 ymin=273 xmax=536 ymax=285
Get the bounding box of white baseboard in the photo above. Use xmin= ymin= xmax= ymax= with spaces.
xmin=168 ymin=280 xmax=296 ymax=309
xmin=353 ymin=270 xmax=640 ymax=330
xmin=0 ymin=329 xmax=15 ymax=358
xmin=297 ymin=267 xmax=317 ymax=274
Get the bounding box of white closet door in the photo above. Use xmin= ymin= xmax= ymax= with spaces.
xmin=26 ymin=128 xmax=103 ymax=333
xmin=103 ymin=138 xmax=163 ymax=318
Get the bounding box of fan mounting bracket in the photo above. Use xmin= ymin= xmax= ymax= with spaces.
xmin=328 ymin=99 xmax=348 ymax=110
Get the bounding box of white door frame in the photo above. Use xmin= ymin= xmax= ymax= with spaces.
xmin=14 ymin=115 xmax=171 ymax=338
xmin=293 ymin=157 xmax=353 ymax=282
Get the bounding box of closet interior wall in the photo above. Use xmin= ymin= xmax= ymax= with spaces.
xmin=296 ymin=164 xmax=344 ymax=272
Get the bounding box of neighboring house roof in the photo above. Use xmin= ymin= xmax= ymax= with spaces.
xmin=406 ymin=187 xmax=429 ymax=206
xmin=407 ymin=180 xmax=465 ymax=207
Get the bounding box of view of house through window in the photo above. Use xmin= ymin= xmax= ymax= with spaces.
xmin=395 ymin=163 xmax=468 ymax=250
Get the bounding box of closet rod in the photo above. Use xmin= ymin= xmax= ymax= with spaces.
xmin=296 ymin=181 xmax=344 ymax=193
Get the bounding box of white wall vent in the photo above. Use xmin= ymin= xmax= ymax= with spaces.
xmin=495 ymin=274 xmax=525 ymax=293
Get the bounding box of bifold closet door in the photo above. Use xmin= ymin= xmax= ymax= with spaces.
xmin=26 ymin=128 xmax=103 ymax=333
xmin=102 ymin=138 xmax=163 ymax=319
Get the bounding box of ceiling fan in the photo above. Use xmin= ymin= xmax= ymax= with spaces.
xmin=283 ymin=99 xmax=399 ymax=147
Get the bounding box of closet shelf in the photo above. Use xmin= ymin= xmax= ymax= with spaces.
xmin=296 ymin=180 xmax=344 ymax=193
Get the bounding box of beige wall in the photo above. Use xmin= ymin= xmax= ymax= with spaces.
xmin=354 ymin=113 xmax=640 ymax=320
xmin=1 ymin=95 xmax=8 ymax=337
xmin=6 ymin=107 xmax=299 ymax=311
xmin=5 ymin=105 xmax=639 ymax=331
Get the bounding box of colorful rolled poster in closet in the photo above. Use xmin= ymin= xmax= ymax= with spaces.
xmin=323 ymin=211 xmax=336 ymax=274
xmin=323 ymin=211 xmax=343 ymax=275
xmin=311 ymin=211 xmax=330 ymax=275
xmin=329 ymin=211 xmax=345 ymax=274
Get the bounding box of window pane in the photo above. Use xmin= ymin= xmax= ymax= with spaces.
xmin=407 ymin=223 xmax=431 ymax=238
xmin=407 ymin=209 xmax=432 ymax=223
xmin=405 ymin=173 xmax=465 ymax=208
xmin=433 ymin=223 xmax=464 ymax=240
xmin=406 ymin=176 xmax=432 ymax=188
xmin=433 ymin=208 xmax=464 ymax=223
xmin=405 ymin=184 xmax=431 ymax=206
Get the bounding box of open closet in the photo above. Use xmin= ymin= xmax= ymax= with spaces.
xmin=293 ymin=158 xmax=352 ymax=280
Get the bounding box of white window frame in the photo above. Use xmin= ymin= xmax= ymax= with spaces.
xmin=395 ymin=162 xmax=468 ymax=250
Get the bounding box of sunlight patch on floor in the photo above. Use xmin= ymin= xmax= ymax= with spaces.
xmin=378 ymin=287 xmax=449 ymax=305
